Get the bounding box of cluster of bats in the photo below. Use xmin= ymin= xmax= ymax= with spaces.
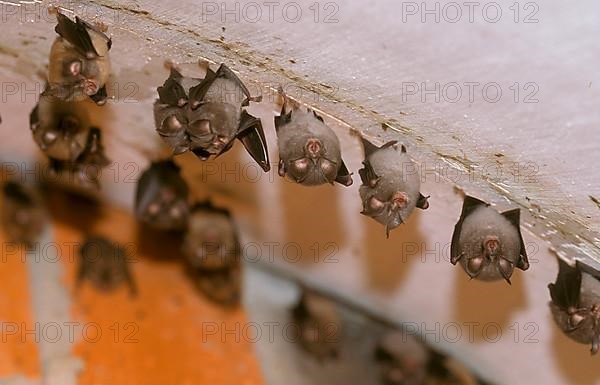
xmin=292 ymin=288 xmax=490 ymax=385
xmin=0 ymin=10 xmax=597 ymax=375
xmin=30 ymin=12 xmax=111 ymax=189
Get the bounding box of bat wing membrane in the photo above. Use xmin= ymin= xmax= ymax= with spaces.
xmin=157 ymin=68 xmax=189 ymax=106
xmin=501 ymin=208 xmax=530 ymax=270
xmin=55 ymin=13 xmax=99 ymax=57
xmin=549 ymin=259 xmax=582 ymax=309
xmin=450 ymin=196 xmax=488 ymax=264
xmin=236 ymin=111 xmax=270 ymax=172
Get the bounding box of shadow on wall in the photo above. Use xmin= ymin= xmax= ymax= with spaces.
xmin=452 ymin=271 xmax=528 ymax=342
xmin=280 ymin=181 xmax=346 ymax=266
xmin=184 ymin=144 xmax=264 ymax=208
xmin=361 ymin=209 xmax=426 ymax=294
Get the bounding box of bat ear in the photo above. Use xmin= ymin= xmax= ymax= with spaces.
xmin=460 ymin=196 xmax=488 ymax=219
xmin=158 ymin=71 xmax=188 ymax=106
xmin=360 ymin=137 xmax=380 ymax=158
xmin=361 ymin=138 xmax=400 ymax=158
xmin=501 ymin=208 xmax=520 ymax=229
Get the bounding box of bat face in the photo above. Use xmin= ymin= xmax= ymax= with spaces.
xmin=78 ymin=237 xmax=136 ymax=294
xmin=275 ymin=94 xmax=352 ymax=187
xmin=187 ymin=102 xmax=239 ymax=155
xmin=1 ymin=182 xmax=46 ymax=247
xmin=135 ymin=160 xmax=189 ymax=231
xmin=154 ymin=68 xmax=203 ymax=154
xmin=375 ymin=331 xmax=429 ymax=385
xmin=154 ymin=64 xmax=270 ymax=171
xmin=359 ymin=138 xmax=429 ymax=237
xmin=47 ymin=127 xmax=110 ymax=189
xmin=30 ymin=94 xmax=91 ymax=162
xmin=450 ymin=196 xmax=529 ymax=284
xmin=183 ymin=202 xmax=241 ymax=305
xmin=291 ymin=289 xmax=341 ymax=360
xmin=182 ymin=202 xmax=239 ymax=270
xmin=549 ymin=259 xmax=600 ymax=354
xmin=189 ymin=266 xmax=241 ymax=306
xmin=47 ymin=13 xmax=112 ymax=105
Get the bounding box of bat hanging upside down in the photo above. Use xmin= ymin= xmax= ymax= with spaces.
xmin=450 ymin=196 xmax=529 ymax=284
xmin=154 ymin=64 xmax=270 ymax=171
xmin=275 ymin=90 xmax=352 ymax=187
xmin=46 ymin=12 xmax=112 ymax=105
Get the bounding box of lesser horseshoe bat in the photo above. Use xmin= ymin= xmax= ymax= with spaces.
xmin=450 ymin=196 xmax=529 ymax=284
xmin=1 ymin=182 xmax=47 ymax=247
xmin=549 ymin=259 xmax=600 ymax=355
xmin=153 ymin=64 xmax=270 ymax=171
xmin=375 ymin=331 xmax=429 ymax=385
xmin=275 ymin=90 xmax=352 ymax=186
xmin=77 ymin=236 xmax=136 ymax=294
xmin=183 ymin=201 xmax=240 ymax=270
xmin=30 ymin=93 xmax=92 ymax=162
xmin=30 ymin=93 xmax=110 ymax=188
xmin=376 ymin=331 xmax=480 ymax=385
xmin=291 ymin=288 xmax=341 ymax=360
xmin=46 ymin=12 xmax=112 ymax=105
xmin=135 ymin=160 xmax=189 ymax=231
xmin=183 ymin=201 xmax=241 ymax=305
xmin=359 ymin=138 xmax=429 ymax=237
xmin=47 ymin=127 xmax=110 ymax=189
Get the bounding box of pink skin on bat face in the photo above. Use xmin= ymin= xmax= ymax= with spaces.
xmin=286 ymin=138 xmax=338 ymax=184
xmin=464 ymin=236 xmax=515 ymax=281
